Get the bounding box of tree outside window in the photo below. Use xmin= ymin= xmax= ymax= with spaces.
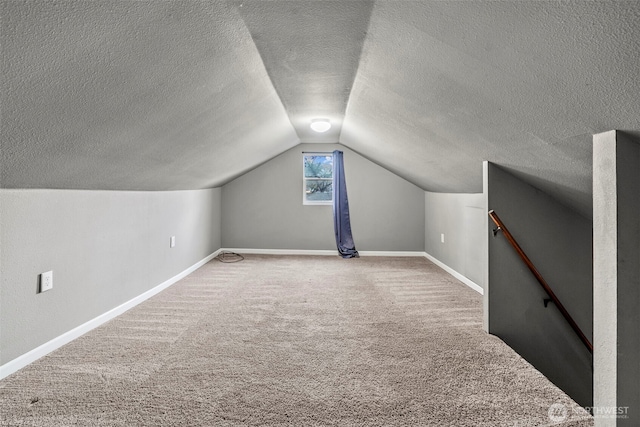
xmin=303 ymin=153 xmax=333 ymax=205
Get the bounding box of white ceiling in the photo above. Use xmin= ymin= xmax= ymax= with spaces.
xmin=3 ymin=1 xmax=640 ymax=218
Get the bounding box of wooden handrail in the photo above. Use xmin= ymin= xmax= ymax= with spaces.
xmin=488 ymin=210 xmax=593 ymax=354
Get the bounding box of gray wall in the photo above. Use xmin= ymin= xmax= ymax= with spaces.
xmin=222 ymin=144 xmax=425 ymax=251
xmin=485 ymin=163 xmax=592 ymax=407
xmin=424 ymin=192 xmax=486 ymax=288
xmin=0 ymin=188 xmax=221 ymax=364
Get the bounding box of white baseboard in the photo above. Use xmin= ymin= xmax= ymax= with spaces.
xmin=221 ymin=248 xmax=426 ymax=257
xmin=1 ymin=248 xmax=482 ymax=380
xmin=358 ymin=251 xmax=426 ymax=257
xmin=222 ymin=248 xmax=338 ymax=256
xmin=222 ymin=249 xmax=481 ymax=294
xmin=423 ymin=252 xmax=484 ymax=295
xmin=0 ymin=249 xmax=222 ymax=381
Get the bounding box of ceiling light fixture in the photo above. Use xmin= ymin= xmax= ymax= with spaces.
xmin=310 ymin=118 xmax=331 ymax=133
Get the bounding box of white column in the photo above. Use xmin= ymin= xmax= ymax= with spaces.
xmin=593 ymin=130 xmax=640 ymax=426
xmin=593 ymin=130 xmax=618 ymax=427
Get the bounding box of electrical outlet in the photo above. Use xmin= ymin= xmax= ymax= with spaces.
xmin=40 ymin=271 xmax=53 ymax=293
xmin=441 ymin=233 xmax=445 ymax=243
xmin=170 ymin=236 xmax=176 ymax=248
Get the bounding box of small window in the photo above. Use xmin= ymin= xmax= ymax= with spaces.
xmin=303 ymin=153 xmax=333 ymax=205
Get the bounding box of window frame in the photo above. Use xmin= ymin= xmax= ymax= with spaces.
xmin=302 ymin=152 xmax=334 ymax=206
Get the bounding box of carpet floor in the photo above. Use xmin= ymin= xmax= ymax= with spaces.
xmin=1 ymin=255 xmax=593 ymax=426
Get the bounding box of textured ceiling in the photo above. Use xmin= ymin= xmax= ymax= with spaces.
xmin=1 ymin=1 xmax=298 ymax=190
xmin=3 ymin=1 xmax=640 ymax=217
xmin=237 ymin=0 xmax=373 ymax=143
xmin=342 ymin=1 xmax=640 ymax=218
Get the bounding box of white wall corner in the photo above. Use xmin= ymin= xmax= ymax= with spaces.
xmin=592 ymin=130 xmax=618 ymax=424
xmin=423 ymin=252 xmax=484 ymax=295
xmin=482 ymin=160 xmax=490 ymax=332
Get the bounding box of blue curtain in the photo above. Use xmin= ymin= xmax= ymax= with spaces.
xmin=332 ymin=150 xmax=359 ymax=258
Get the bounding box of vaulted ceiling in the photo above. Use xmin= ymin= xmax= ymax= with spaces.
xmin=3 ymin=1 xmax=640 ymax=218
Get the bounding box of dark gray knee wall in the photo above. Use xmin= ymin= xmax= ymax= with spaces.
xmin=484 ymin=161 xmax=593 ymax=407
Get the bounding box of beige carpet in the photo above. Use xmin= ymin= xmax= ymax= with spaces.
xmin=1 ymin=255 xmax=592 ymax=426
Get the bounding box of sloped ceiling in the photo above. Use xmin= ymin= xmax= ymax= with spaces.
xmin=342 ymin=1 xmax=640 ymax=218
xmin=2 ymin=1 xmax=640 ymax=218
xmin=236 ymin=0 xmax=373 ymax=143
xmin=1 ymin=1 xmax=298 ymax=190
